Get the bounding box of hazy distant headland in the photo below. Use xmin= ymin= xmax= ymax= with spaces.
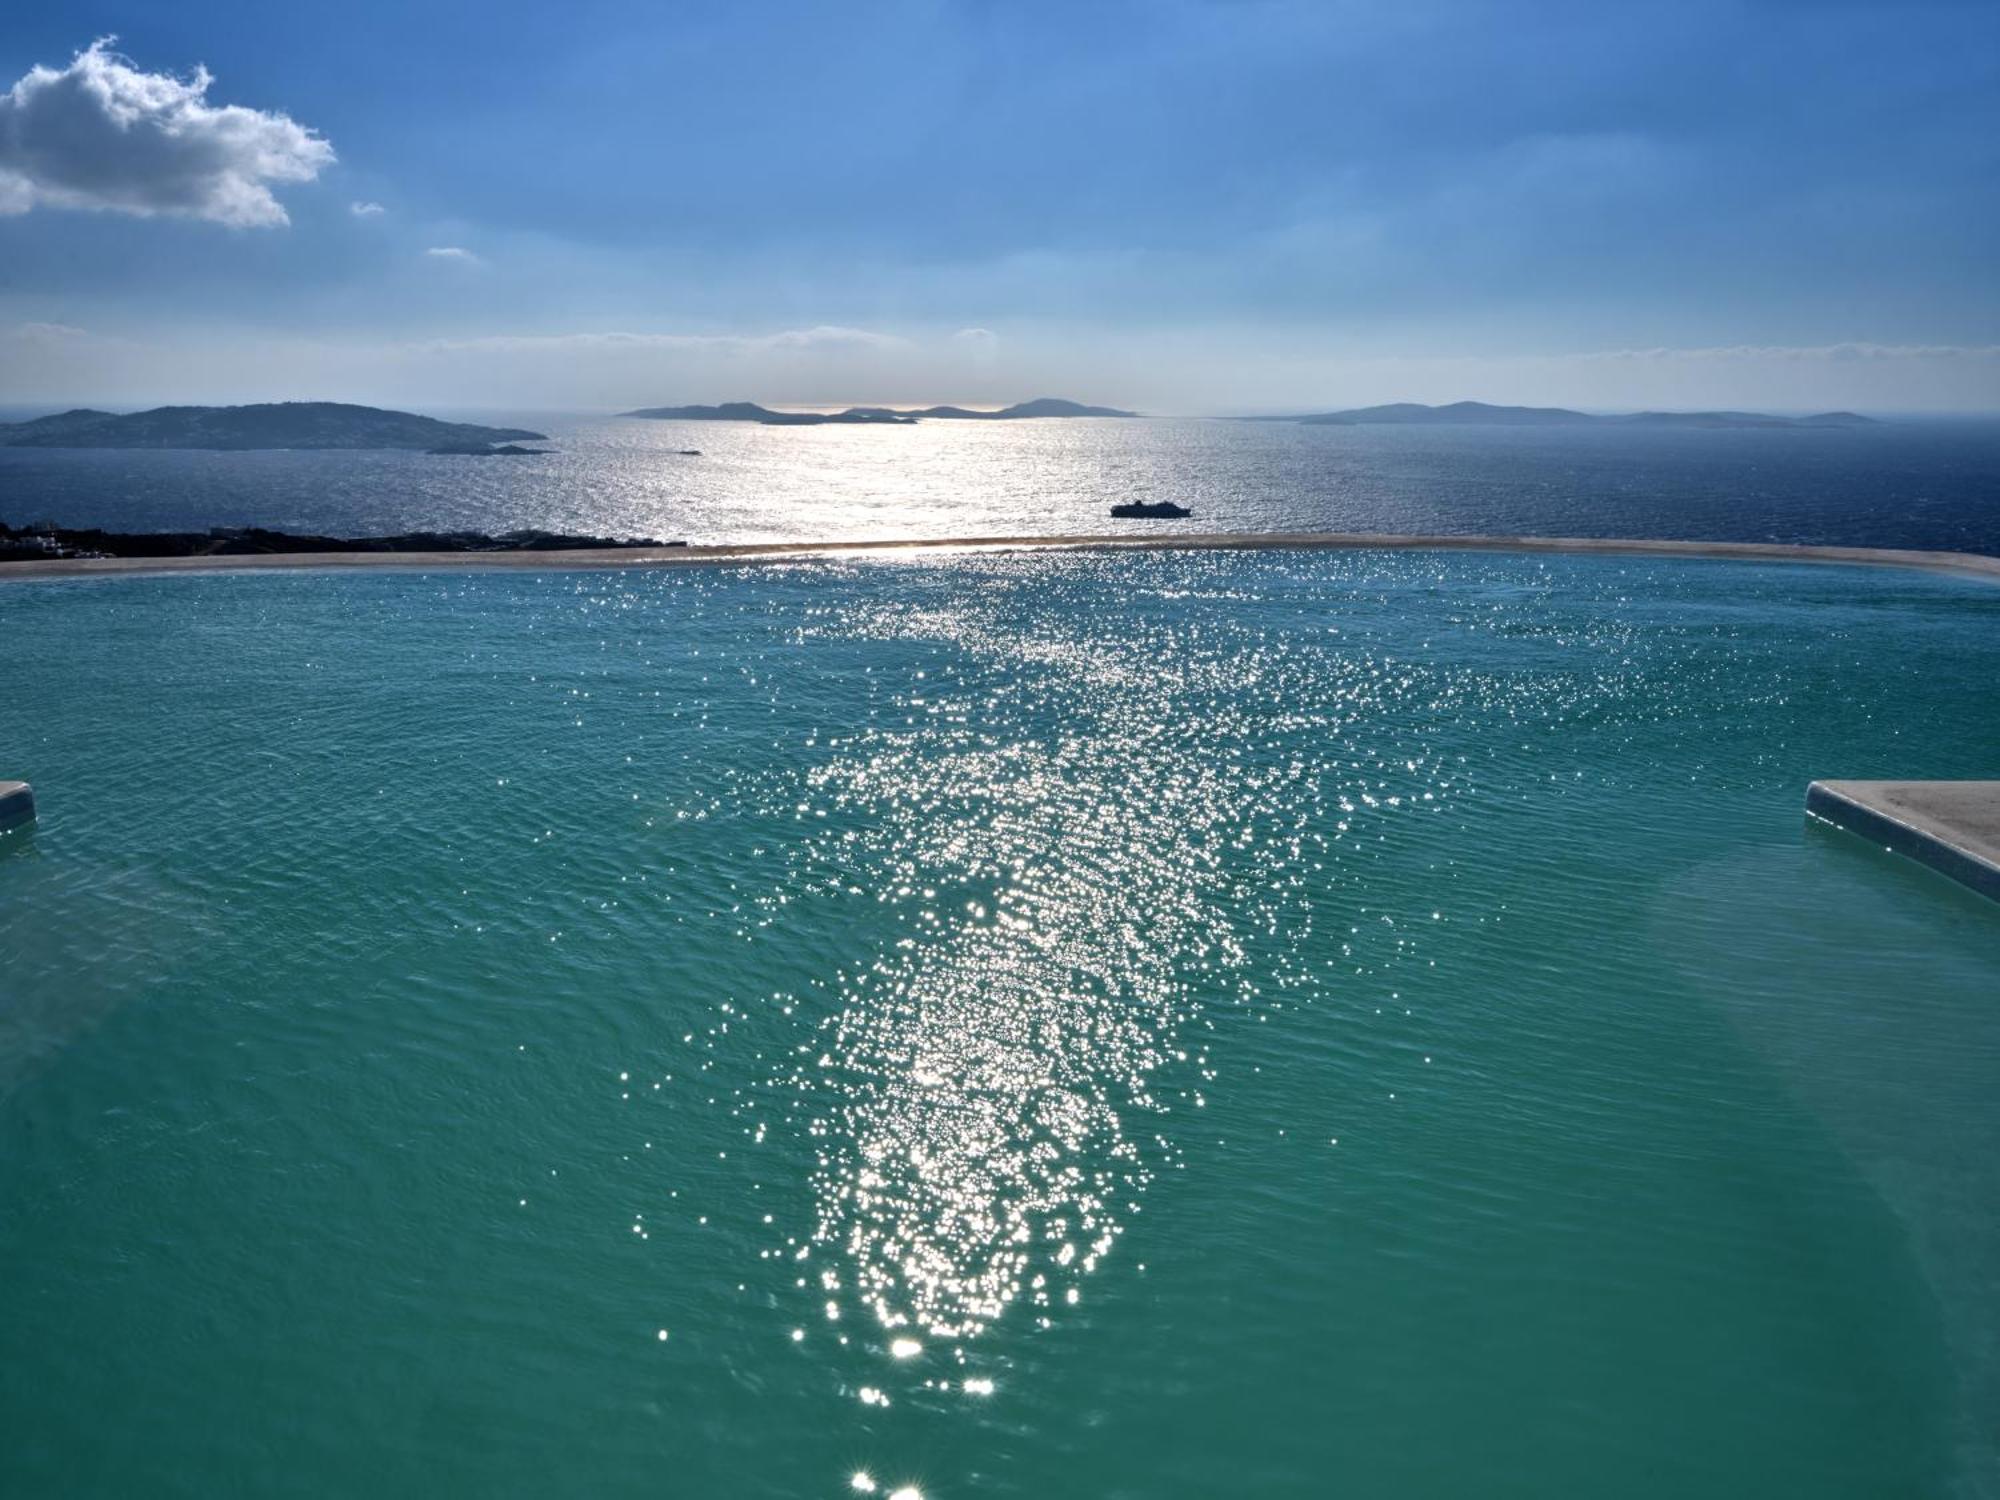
xmin=620 ymin=397 xmax=1139 ymax=424
xmin=0 ymin=402 xmax=548 ymax=451
xmin=1247 ymin=400 xmax=1875 ymax=429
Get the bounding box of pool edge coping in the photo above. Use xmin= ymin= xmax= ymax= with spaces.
xmin=1806 ymin=781 xmax=2000 ymax=905
xmin=2 ymin=531 xmax=1997 ymax=585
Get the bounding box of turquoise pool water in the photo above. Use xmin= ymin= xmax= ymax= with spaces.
xmin=2 ymin=549 xmax=1998 ymax=1499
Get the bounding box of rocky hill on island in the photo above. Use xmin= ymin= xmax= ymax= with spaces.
xmin=0 ymin=402 xmax=548 ymax=450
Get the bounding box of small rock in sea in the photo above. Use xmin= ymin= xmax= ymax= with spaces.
xmin=425 ymin=442 xmax=551 ymax=456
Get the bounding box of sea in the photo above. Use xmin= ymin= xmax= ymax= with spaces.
xmin=1 ymin=412 xmax=1999 ymax=551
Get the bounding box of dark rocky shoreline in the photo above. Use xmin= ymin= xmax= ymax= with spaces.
xmin=0 ymin=521 xmax=677 ymax=563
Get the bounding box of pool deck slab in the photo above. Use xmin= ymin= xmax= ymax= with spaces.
xmin=1807 ymin=780 xmax=2000 ymax=903
xmin=1 ymin=531 xmax=1997 ymax=584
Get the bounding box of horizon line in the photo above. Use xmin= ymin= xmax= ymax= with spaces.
xmin=8 ymin=398 xmax=2000 ymax=422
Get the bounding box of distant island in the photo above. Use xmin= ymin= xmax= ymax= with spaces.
xmin=618 ymin=402 xmax=916 ymax=426
xmin=0 ymin=402 xmax=548 ymax=451
xmin=1247 ymin=400 xmax=1874 ymax=429
xmin=889 ymin=397 xmax=1138 ymax=420
xmin=0 ymin=520 xmax=673 ymax=564
xmin=619 ymin=397 xmax=1139 ymax=424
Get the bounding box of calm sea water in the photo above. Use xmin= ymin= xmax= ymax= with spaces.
xmin=3 ymin=549 xmax=1998 ymax=1498
xmin=2 ymin=414 xmax=1999 ymax=551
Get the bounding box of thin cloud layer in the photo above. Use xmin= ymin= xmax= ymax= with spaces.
xmin=415 ymin=325 xmax=905 ymax=355
xmin=1583 ymin=342 xmax=2000 ymax=364
xmin=0 ymin=38 xmax=333 ymax=227
xmin=6 ymin=320 xmax=1992 ymax=413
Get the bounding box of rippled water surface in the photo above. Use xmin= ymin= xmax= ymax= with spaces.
xmin=4 ymin=413 xmax=2000 ymax=552
xmin=3 ymin=550 xmax=1999 ymax=1499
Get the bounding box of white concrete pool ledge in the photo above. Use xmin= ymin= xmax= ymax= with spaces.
xmin=1807 ymin=781 xmax=2000 ymax=903
xmin=1 ymin=531 xmax=1998 ymax=584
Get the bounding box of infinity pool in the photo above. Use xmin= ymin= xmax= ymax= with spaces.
xmin=3 ymin=548 xmax=1997 ymax=1499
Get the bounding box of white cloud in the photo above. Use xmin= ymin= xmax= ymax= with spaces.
xmin=349 ymin=200 xmax=385 ymax=217
xmin=0 ymin=38 xmax=334 ymax=228
xmin=10 ymin=321 xmax=92 ymax=342
xmin=763 ymin=324 xmax=904 ymax=352
xmin=952 ymin=327 xmax=1000 ymax=365
xmin=424 ymin=246 xmax=479 ymax=264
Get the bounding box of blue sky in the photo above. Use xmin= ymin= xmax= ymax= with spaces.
xmin=2 ymin=1 xmax=1996 ymax=411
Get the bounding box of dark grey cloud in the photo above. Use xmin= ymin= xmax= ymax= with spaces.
xmin=0 ymin=38 xmax=333 ymax=227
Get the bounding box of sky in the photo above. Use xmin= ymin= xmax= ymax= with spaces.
xmin=1 ymin=1 xmax=1996 ymax=413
